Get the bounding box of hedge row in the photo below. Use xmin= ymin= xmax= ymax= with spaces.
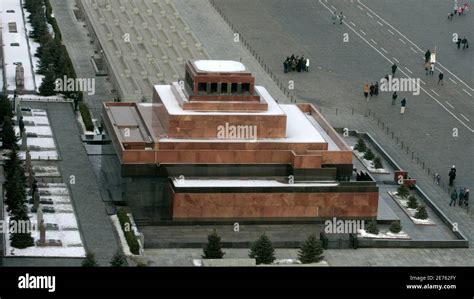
xmin=44 ymin=0 xmax=62 ymax=40
xmin=117 ymin=209 xmax=140 ymax=255
xmin=79 ymin=102 xmax=94 ymax=132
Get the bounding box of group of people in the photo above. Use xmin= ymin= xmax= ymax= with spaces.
xmin=283 ymin=55 xmax=309 ymax=73
xmin=442 ymin=165 xmax=470 ymax=212
xmin=362 ymin=67 xmax=406 ymax=114
xmin=363 ymin=82 xmax=379 ymax=98
xmin=450 ymin=187 xmax=470 ymax=211
xmin=455 ymin=37 xmax=469 ymax=49
xmin=423 ymin=49 xmax=445 ymax=85
xmin=331 ymin=11 xmax=344 ymax=25
xmin=448 ymin=2 xmax=469 ymax=19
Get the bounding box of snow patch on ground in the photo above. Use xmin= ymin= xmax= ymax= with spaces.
xmin=388 ymin=191 xmax=436 ymax=225
xmin=12 ymin=109 xmax=59 ymax=160
xmin=353 ymin=149 xmax=389 ymax=174
xmin=358 ymin=229 xmax=411 ymax=239
xmin=110 ymin=215 xmax=139 ymax=257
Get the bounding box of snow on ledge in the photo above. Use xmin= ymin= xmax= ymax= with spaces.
xmin=353 ymin=149 xmax=389 ymax=174
xmin=172 ymin=178 xmax=339 ymax=188
xmin=194 ymin=60 xmax=246 ymax=72
xmin=358 ymin=229 xmax=411 ymax=239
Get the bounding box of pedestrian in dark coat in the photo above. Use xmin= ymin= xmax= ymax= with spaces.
xmin=459 ymin=187 xmax=465 ymax=206
xmin=392 ymin=91 xmax=398 ymax=105
xmin=457 ymin=38 xmax=462 ymax=49
xmin=450 ymin=189 xmax=458 ymax=206
xmin=369 ymin=83 xmax=375 ymax=97
xmin=449 ymin=166 xmax=456 ymax=187
xmin=374 ymin=82 xmax=379 ymax=96
xmin=400 ymin=98 xmax=407 ymax=114
xmin=465 ymin=189 xmax=470 ymax=212
xmin=391 ymin=64 xmax=397 ymax=76
xmin=438 ymin=72 xmax=444 ymax=85
xmin=425 ymin=49 xmax=431 ymax=63
xmin=462 ymin=37 xmax=469 ymax=49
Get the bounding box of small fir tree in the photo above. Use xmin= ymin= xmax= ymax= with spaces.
xmin=249 ymin=234 xmax=275 ymax=265
xmin=389 ymin=221 xmax=402 ymax=234
xmin=415 ymin=206 xmax=428 ymax=220
xmin=363 ymin=148 xmax=375 ymax=160
xmin=82 ymin=252 xmax=98 ymax=267
xmin=354 ymin=138 xmax=367 ymax=152
xmin=9 ymin=206 xmax=34 ymax=249
xmin=373 ymin=156 xmax=383 ymax=169
xmin=407 ymin=195 xmax=418 ymax=209
xmin=0 ymin=94 xmax=13 ymax=124
xmin=297 ymin=234 xmax=324 ymax=264
xmin=1 ymin=117 xmax=18 ymax=150
xmin=39 ymin=68 xmax=57 ymax=96
xmin=366 ymin=220 xmax=379 ymax=235
xmin=110 ymin=251 xmax=127 ymax=267
xmin=397 ymin=185 xmax=410 ymax=199
xmin=202 ymin=229 xmax=225 ymax=259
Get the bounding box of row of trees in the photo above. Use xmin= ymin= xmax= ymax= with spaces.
xmin=82 ymin=251 xmax=127 ymax=267
xmin=1 ymin=95 xmax=34 ymax=248
xmin=203 ymin=230 xmax=324 ymax=265
xmin=354 ymin=138 xmax=383 ymax=169
xmin=24 ymin=0 xmax=79 ymax=98
xmin=397 ymin=185 xmax=428 ymax=220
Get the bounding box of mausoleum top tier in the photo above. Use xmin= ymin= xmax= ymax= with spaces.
xmin=193 ymin=60 xmax=247 ymax=73
xmin=184 ymin=60 xmax=259 ymax=104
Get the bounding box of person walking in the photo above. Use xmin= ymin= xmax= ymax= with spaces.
xmin=449 ymin=165 xmax=456 ymax=187
xmin=464 ymin=188 xmax=470 ymax=213
xmin=450 ymin=189 xmax=458 ymax=206
xmin=392 ymin=91 xmax=398 ymax=105
xmin=429 ymin=63 xmax=435 ymax=76
xmin=364 ymin=83 xmax=369 ymax=99
xmin=456 ymin=37 xmax=462 ymax=49
xmin=425 ymin=49 xmax=431 ymax=63
xmin=374 ymin=81 xmax=379 ymax=96
xmin=438 ymin=72 xmax=444 ymax=85
xmin=459 ymin=187 xmax=465 ymax=206
xmin=424 ymin=61 xmax=430 ymax=75
xmin=391 ymin=64 xmax=397 ymax=76
xmin=305 ymin=58 xmax=309 ymax=72
xmin=369 ymin=83 xmax=375 ymax=97
xmin=400 ymin=98 xmax=406 ymax=114
xmin=339 ymin=12 xmax=344 ymax=24
xmin=332 ymin=11 xmax=337 ymax=24
xmin=462 ymin=37 xmax=469 ymax=49
xmin=283 ymin=58 xmax=289 ymax=73
xmin=434 ymin=173 xmax=441 ymax=185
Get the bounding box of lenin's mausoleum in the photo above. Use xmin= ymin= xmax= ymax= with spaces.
xmin=102 ymin=60 xmax=378 ymax=223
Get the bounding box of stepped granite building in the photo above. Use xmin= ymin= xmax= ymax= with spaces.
xmin=102 ymin=60 xmax=379 ymax=224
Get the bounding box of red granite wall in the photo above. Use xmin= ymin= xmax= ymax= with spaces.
xmin=171 ymin=191 xmax=378 ymax=219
